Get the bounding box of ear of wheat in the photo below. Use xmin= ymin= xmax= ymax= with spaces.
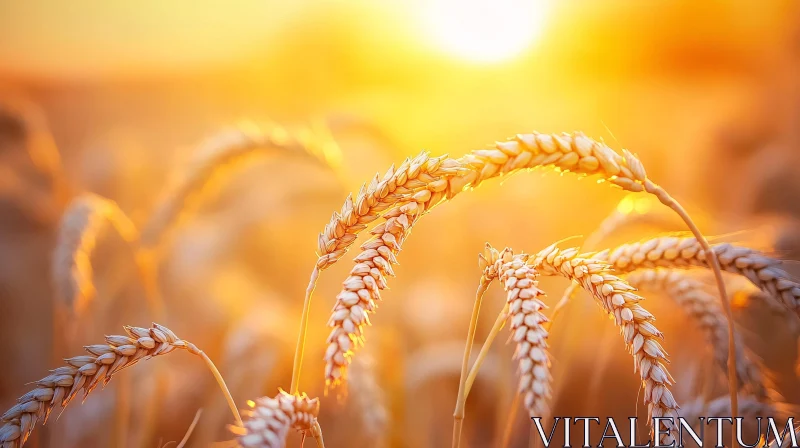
xmin=52 ymin=193 xmax=144 ymax=316
xmin=498 ymin=255 xmax=552 ymax=418
xmin=626 ymin=269 xmax=768 ymax=399
xmin=140 ymin=122 xmax=338 ymax=251
xmin=231 ymin=390 xmax=324 ymax=448
xmin=593 ymin=236 xmax=800 ymax=317
xmin=324 ymin=200 xmax=427 ymax=389
xmin=529 ymin=243 xmax=679 ymax=445
xmin=315 ymin=153 xmax=460 ymax=270
xmin=0 ymin=323 xmax=240 ymax=447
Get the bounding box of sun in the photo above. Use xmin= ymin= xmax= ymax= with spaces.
xmin=422 ymin=0 xmax=549 ymax=63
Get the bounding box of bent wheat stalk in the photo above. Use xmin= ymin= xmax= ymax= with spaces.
xmin=0 ymin=323 xmax=241 ymax=447
xmin=315 ymin=132 xmax=735 ymax=425
xmin=52 ymin=193 xmax=161 ymax=318
xmin=231 ymin=390 xmax=324 ymax=448
xmin=627 ymin=269 xmax=768 ymax=399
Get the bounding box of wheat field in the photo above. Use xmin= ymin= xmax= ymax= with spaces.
xmin=1 ymin=2 xmax=800 ymax=447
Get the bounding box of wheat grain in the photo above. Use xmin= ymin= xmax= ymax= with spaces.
xmin=0 ymin=323 xmax=240 ymax=447
xmin=529 ymin=243 xmax=679 ymax=444
xmin=232 ymin=390 xmax=324 ymax=448
xmin=52 ymin=193 xmax=142 ymax=315
xmin=593 ymin=236 xmax=800 ymax=317
xmin=626 ymin=269 xmax=768 ymax=399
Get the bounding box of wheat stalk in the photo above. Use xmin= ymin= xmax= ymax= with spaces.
xmin=0 ymin=323 xmax=241 ymax=447
xmin=52 ymin=193 xmax=160 ymax=317
xmin=593 ymin=236 xmax=800 ymax=317
xmin=231 ymin=390 xmax=324 ymax=448
xmin=626 ymin=269 xmax=768 ymax=399
xmin=529 ymin=243 xmax=680 ymax=444
xmin=316 ymin=132 xmax=734 ymax=410
xmin=141 ymin=122 xmax=337 ymax=251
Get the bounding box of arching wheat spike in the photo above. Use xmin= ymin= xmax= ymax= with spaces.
xmin=140 ymin=122 xmax=338 ymax=250
xmin=0 ymin=323 xmax=240 ymax=448
xmin=316 ymin=153 xmax=460 ymax=269
xmin=498 ymin=257 xmax=552 ymax=418
xmin=52 ymin=193 xmax=141 ymax=315
xmin=530 ymin=244 xmax=679 ymax=445
xmin=233 ymin=390 xmax=324 ymax=448
xmin=324 ymin=196 xmax=433 ymax=389
xmin=627 ymin=269 xmax=768 ymax=399
xmin=594 ymin=236 xmax=800 ymax=317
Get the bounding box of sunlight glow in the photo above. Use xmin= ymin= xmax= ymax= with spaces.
xmin=422 ymin=0 xmax=549 ymax=63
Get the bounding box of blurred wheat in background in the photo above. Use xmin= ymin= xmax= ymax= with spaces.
xmin=1 ymin=0 xmax=800 ymax=447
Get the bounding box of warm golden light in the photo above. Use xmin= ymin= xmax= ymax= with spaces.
xmin=422 ymin=0 xmax=548 ymax=62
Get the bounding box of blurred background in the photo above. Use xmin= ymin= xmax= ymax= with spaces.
xmin=1 ymin=0 xmax=799 ymax=446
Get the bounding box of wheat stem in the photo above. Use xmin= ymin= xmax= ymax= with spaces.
xmin=465 ymin=303 xmax=509 ymax=397
xmin=291 ymin=266 xmax=320 ymax=395
xmin=642 ymin=181 xmax=738 ymax=445
xmin=452 ymin=278 xmax=490 ymax=448
xmin=200 ymin=350 xmax=243 ymax=427
xmin=176 ymin=409 xmax=203 ymax=448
